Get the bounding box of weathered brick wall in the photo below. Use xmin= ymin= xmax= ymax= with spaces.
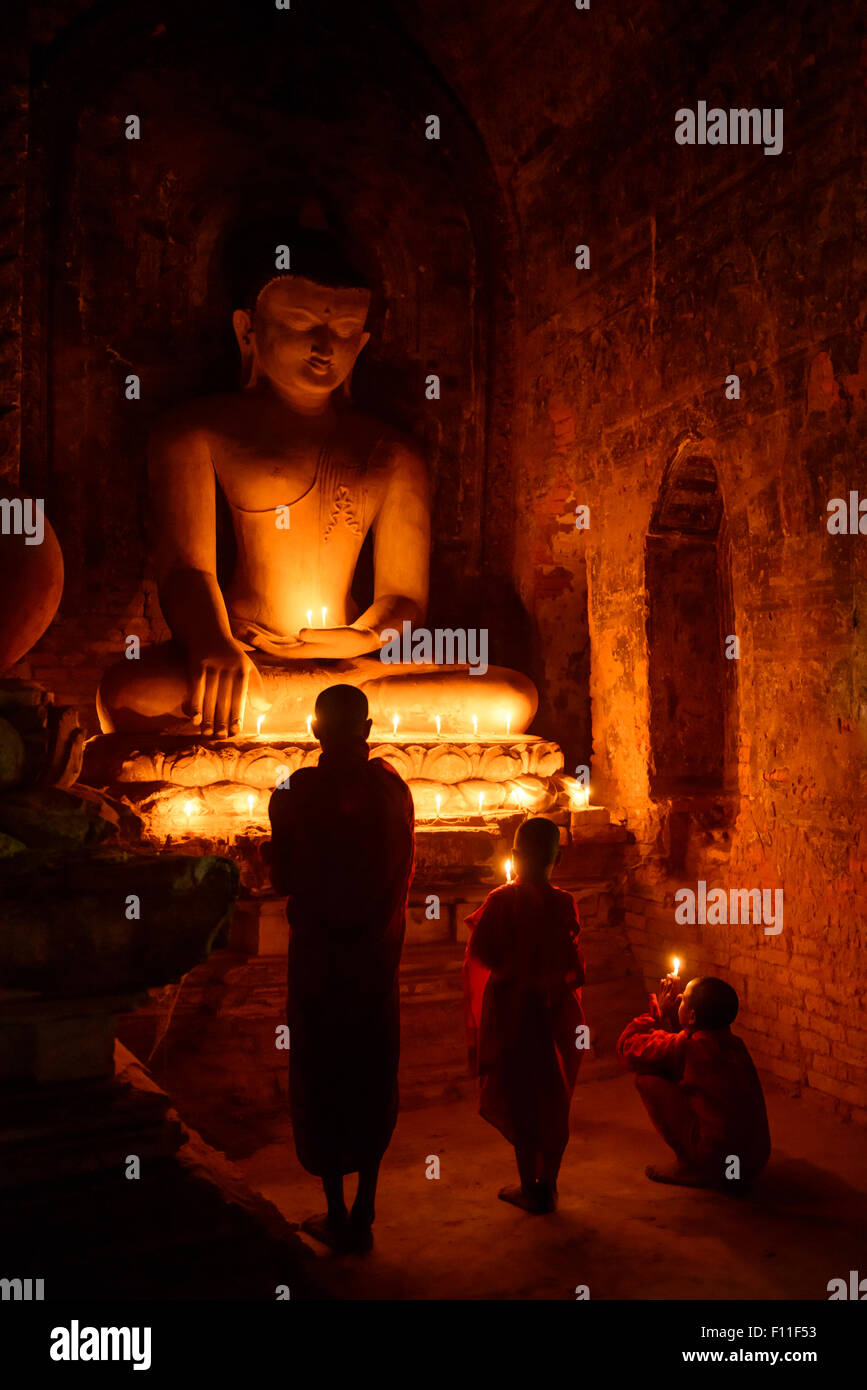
xmin=403 ymin=0 xmax=865 ymax=1116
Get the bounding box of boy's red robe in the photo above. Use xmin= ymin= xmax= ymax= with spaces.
xmin=617 ymin=1008 xmax=771 ymax=1176
xmin=268 ymin=745 xmax=414 ymax=1177
xmin=463 ymin=882 xmax=586 ymax=1167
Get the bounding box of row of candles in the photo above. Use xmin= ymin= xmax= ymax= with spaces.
xmin=253 ymin=712 xmax=514 ymax=739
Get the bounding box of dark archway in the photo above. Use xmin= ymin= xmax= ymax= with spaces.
xmin=645 ymin=444 xmax=737 ymax=798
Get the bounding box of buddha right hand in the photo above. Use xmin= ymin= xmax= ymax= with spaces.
xmin=184 ymin=640 xmax=267 ymax=738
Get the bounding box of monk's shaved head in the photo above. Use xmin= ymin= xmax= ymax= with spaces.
xmin=514 ymin=816 xmax=561 ymax=867
xmin=688 ymin=977 xmax=739 ymax=1029
xmin=313 ymin=684 xmax=370 ymax=741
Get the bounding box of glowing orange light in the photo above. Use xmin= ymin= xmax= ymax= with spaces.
xmin=671 ymin=956 xmax=682 ymax=979
xmin=306 ymin=714 xmax=312 ymax=737
xmin=477 ymin=792 xmax=484 ymax=814
xmin=247 ymin=794 xmax=255 ymax=818
xmin=505 ymin=857 xmax=513 ymax=883
xmin=320 ymin=606 xmax=327 ymax=627
xmin=306 ymin=609 xmax=313 ymax=629
xmin=256 ymin=714 xmax=265 ymax=736
xmin=472 ymin=714 xmax=478 ymax=736
xmin=504 ymin=710 xmax=511 ymax=737
xmin=435 ymin=794 xmax=442 ymax=818
xmin=435 ymin=715 xmax=441 ymax=738
xmin=392 ymin=712 xmax=399 ymax=736
xmin=570 ymin=783 xmax=590 ymax=810
xmin=184 ymin=800 xmax=194 ymax=820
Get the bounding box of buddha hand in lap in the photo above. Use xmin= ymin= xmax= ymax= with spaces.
xmin=97 ymin=227 xmax=537 ymax=739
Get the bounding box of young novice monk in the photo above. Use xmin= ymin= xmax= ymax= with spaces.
xmin=617 ymin=974 xmax=771 ymax=1191
xmin=463 ymin=817 xmax=586 ymax=1214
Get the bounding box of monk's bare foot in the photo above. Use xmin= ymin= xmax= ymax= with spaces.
xmin=345 ymin=1212 xmax=372 ymax=1256
xmin=498 ymin=1184 xmax=542 ymax=1213
xmin=535 ymin=1180 xmax=558 ymax=1213
xmin=301 ymin=1212 xmax=351 ymax=1251
xmin=645 ymin=1163 xmax=719 ymax=1190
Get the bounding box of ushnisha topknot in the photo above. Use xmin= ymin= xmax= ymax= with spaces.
xmin=226 ymin=219 xmax=370 ymax=314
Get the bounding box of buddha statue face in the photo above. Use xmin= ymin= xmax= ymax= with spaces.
xmin=233 ymin=275 xmax=371 ymax=408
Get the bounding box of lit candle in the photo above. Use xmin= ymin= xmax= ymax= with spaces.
xmin=306 ymin=714 xmax=313 ymax=737
xmin=256 ymin=714 xmax=265 ymax=736
xmin=505 ymin=711 xmax=511 ymax=737
xmin=247 ymin=794 xmax=255 ymax=819
xmin=505 ymin=857 xmax=513 ymax=883
xmin=477 ymin=792 xmax=484 ymax=815
xmin=670 ymin=956 xmax=682 ymax=980
xmin=184 ymin=800 xmax=194 ymax=821
xmin=306 ymin=609 xmax=313 ymax=629
xmin=392 ymin=712 xmax=399 ymax=736
xmin=571 ymin=783 xmax=590 ymax=810
xmin=472 ymin=714 xmax=478 ymax=737
xmin=321 ymin=607 xmax=327 ymax=627
xmin=435 ymin=714 xmax=441 ymax=738
xmin=435 ymin=794 xmax=442 ymax=819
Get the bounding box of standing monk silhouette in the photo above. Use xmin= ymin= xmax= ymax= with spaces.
xmin=265 ymin=684 xmax=415 ymax=1251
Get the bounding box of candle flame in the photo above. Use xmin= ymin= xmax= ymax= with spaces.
xmin=306 ymin=610 xmax=313 ymax=629
xmin=306 ymin=714 xmax=312 ymax=737
xmin=256 ymin=714 xmax=265 ymax=735
xmin=505 ymin=857 xmax=512 ymax=883
xmin=505 ymin=711 xmax=511 ymax=737
xmin=184 ymin=800 xmax=194 ymax=820
xmin=435 ymin=714 xmax=441 ymax=737
xmin=392 ymin=712 xmax=399 ymax=736
xmin=472 ymin=714 xmax=478 ymax=736
xmin=247 ymin=794 xmax=255 ymax=818
xmin=321 ymin=606 xmax=327 ymax=627
xmin=435 ymin=794 xmax=442 ymax=817
xmin=477 ymin=792 xmax=484 ymax=814
xmin=671 ymin=956 xmax=681 ymax=978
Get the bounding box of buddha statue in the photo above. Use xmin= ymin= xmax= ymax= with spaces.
xmin=97 ymin=224 xmax=537 ymax=740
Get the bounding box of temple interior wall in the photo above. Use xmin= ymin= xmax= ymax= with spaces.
xmin=3 ymin=0 xmax=865 ymax=1116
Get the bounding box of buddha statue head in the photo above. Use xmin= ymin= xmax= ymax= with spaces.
xmin=228 ymin=222 xmax=373 ymax=411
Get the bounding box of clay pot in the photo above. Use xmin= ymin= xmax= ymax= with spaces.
xmin=0 ymin=483 xmax=64 ymax=670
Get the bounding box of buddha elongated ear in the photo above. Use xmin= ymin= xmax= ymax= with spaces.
xmin=233 ymin=309 xmax=256 ymax=388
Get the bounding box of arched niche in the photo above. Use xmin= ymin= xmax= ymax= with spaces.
xmin=645 ymin=444 xmax=737 ymax=798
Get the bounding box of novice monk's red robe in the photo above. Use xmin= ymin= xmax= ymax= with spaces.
xmin=463 ymin=882 xmax=586 ymax=1174
xmin=268 ymin=745 xmax=414 ymax=1177
xmin=617 ymin=1006 xmax=771 ymax=1180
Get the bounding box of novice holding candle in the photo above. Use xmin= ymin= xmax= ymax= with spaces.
xmin=463 ymin=817 xmax=586 ymax=1214
xmin=617 ymin=974 xmax=771 ymax=1191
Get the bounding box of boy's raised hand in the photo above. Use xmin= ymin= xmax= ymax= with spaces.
xmin=658 ymin=976 xmax=682 ymax=1023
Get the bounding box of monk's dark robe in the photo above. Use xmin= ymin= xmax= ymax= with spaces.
xmin=617 ymin=1007 xmax=771 ymax=1181
xmin=268 ymin=746 xmax=414 ymax=1176
xmin=463 ymin=882 xmax=586 ymax=1174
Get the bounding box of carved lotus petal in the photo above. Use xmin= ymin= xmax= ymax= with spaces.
xmin=235 ymin=750 xmax=295 ymax=789
xmin=531 ymin=742 xmax=565 ymax=777
xmin=478 ymin=746 xmax=523 ymax=781
xmin=164 ymin=748 xmax=226 ymax=787
xmin=421 ymin=745 xmax=471 ymax=783
xmin=457 ymin=778 xmax=505 ymax=810
xmin=371 ymin=744 xmax=416 ymax=780
xmin=121 ymin=752 xmax=160 ymax=782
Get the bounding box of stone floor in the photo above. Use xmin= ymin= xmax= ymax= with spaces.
xmin=218 ymin=1072 xmax=866 ymax=1301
